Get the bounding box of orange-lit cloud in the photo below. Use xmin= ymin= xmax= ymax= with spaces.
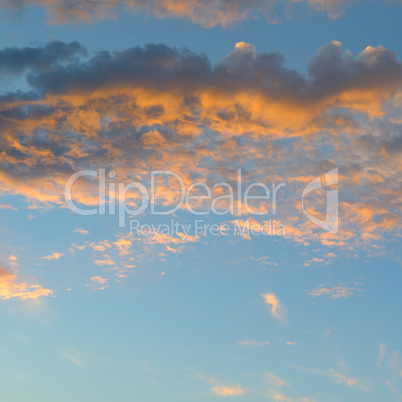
xmin=212 ymin=384 xmax=245 ymax=397
xmin=262 ymin=293 xmax=286 ymax=321
xmin=0 ymin=40 xmax=400 ymax=249
xmin=308 ymin=283 xmax=362 ymax=299
xmin=40 ymin=252 xmax=64 ymax=261
xmin=0 ymin=265 xmax=53 ymax=300
xmin=90 ymin=276 xmax=109 ymax=290
xmin=0 ymin=0 xmax=364 ymax=26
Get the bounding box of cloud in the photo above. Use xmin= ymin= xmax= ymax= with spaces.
xmin=9 ymin=254 xmax=18 ymax=269
xmin=291 ymin=365 xmax=365 ymax=390
xmin=91 ymin=276 xmax=107 ymax=285
xmin=61 ymin=348 xmax=84 ymax=367
xmin=389 ymin=350 xmax=402 ymax=377
xmin=90 ymin=276 xmax=108 ymax=290
xmin=328 ymin=369 xmax=358 ymax=387
xmin=74 ymin=227 xmax=89 ymax=235
xmin=191 ymin=370 xmax=245 ymax=398
xmin=0 ymin=40 xmax=400 ymax=248
xmin=262 ymin=293 xmax=286 ymax=321
xmin=307 ymin=283 xmax=362 ymax=299
xmin=0 ymin=41 xmax=86 ymax=76
xmin=212 ymin=384 xmax=245 ymax=397
xmin=0 ymin=265 xmax=52 ymax=300
xmin=264 ymin=372 xmax=289 ymax=388
xmin=40 ymin=252 xmax=64 ymax=261
xmin=0 ymin=0 xmax=364 ymax=27
xmin=237 ymin=340 xmax=270 ymax=347
xmin=0 ymin=203 xmax=17 ymax=210
xmin=267 ymin=389 xmax=315 ymax=402
xmin=93 ymin=255 xmax=115 ymax=266
xmin=377 ymin=343 xmax=387 ymax=365
xmin=113 ymin=235 xmax=133 ymax=255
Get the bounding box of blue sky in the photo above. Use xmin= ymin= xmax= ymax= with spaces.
xmin=0 ymin=1 xmax=401 ymax=401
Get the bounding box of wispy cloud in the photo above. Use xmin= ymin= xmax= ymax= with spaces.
xmin=291 ymin=365 xmax=366 ymax=390
xmin=61 ymin=348 xmax=84 ymax=367
xmin=377 ymin=343 xmax=387 ymax=366
xmin=212 ymin=384 xmax=245 ymax=397
xmin=74 ymin=227 xmax=89 ymax=235
xmin=267 ymin=389 xmax=315 ymax=402
xmin=308 ymin=284 xmax=362 ymax=299
xmin=328 ymin=369 xmax=358 ymax=387
xmin=0 ymin=203 xmax=17 ymax=210
xmin=261 ymin=293 xmax=287 ymax=321
xmin=264 ymin=372 xmax=289 ymax=388
xmin=237 ymin=340 xmax=269 ymax=347
xmin=40 ymin=252 xmax=64 ymax=261
xmin=191 ymin=370 xmax=245 ymax=398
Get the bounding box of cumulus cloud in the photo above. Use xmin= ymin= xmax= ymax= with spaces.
xmin=0 ymin=0 xmax=363 ymax=27
xmin=0 ymin=41 xmax=86 ymax=76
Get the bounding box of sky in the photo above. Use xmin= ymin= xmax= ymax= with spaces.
xmin=0 ymin=1 xmax=401 ymax=401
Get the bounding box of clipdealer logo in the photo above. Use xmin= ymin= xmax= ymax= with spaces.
xmin=64 ymin=169 xmax=286 ymax=227
xmin=301 ymin=168 xmax=339 ymax=234
xmin=64 ymin=168 xmax=339 ymax=235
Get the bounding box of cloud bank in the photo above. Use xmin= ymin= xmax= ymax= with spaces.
xmin=0 ymin=0 xmax=364 ymax=26
xmin=0 ymin=40 xmax=400 ymax=247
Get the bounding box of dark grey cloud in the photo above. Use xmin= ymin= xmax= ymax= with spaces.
xmin=0 ymin=41 xmax=86 ymax=76
xmin=19 ymin=41 xmax=402 ymax=107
